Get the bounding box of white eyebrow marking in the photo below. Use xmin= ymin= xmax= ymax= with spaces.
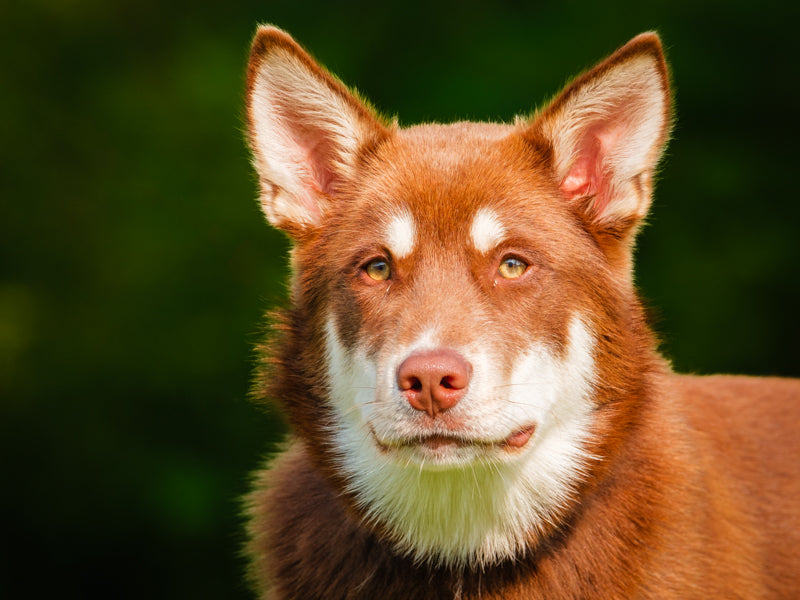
xmin=385 ymin=210 xmax=416 ymax=259
xmin=470 ymin=208 xmax=506 ymax=253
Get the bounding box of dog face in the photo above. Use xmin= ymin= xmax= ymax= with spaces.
xmin=246 ymin=28 xmax=670 ymax=566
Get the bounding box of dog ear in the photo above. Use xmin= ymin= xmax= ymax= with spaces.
xmin=245 ymin=26 xmax=389 ymax=235
xmin=525 ymin=33 xmax=671 ymax=238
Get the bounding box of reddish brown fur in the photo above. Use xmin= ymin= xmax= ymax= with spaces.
xmin=244 ymin=26 xmax=800 ymax=599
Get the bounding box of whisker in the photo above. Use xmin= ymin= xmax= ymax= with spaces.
xmin=492 ymin=381 xmax=539 ymax=389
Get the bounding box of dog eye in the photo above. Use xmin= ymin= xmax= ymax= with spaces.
xmin=498 ymin=257 xmax=527 ymax=279
xmin=364 ymin=259 xmax=391 ymax=281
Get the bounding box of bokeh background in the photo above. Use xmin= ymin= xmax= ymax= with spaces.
xmin=2 ymin=0 xmax=798 ymax=597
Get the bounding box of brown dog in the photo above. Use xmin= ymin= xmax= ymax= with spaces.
xmin=243 ymin=26 xmax=800 ymax=598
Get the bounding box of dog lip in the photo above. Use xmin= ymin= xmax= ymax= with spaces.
xmin=370 ymin=424 xmax=537 ymax=451
xmin=504 ymin=425 xmax=536 ymax=448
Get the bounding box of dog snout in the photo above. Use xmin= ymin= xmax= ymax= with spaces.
xmin=396 ymin=349 xmax=472 ymax=417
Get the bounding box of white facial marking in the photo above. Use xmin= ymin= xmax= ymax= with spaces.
xmin=324 ymin=312 xmax=598 ymax=567
xmin=384 ymin=210 xmax=416 ymax=259
xmin=470 ymin=207 xmax=506 ymax=253
xmin=324 ymin=317 xmax=379 ymax=428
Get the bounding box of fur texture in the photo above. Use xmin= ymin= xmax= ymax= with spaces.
xmin=243 ymin=26 xmax=800 ymax=599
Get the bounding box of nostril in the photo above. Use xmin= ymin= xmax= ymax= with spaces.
xmin=398 ymin=373 xmax=423 ymax=392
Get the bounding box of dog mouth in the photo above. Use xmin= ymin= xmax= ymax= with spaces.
xmin=371 ymin=424 xmax=536 ymax=453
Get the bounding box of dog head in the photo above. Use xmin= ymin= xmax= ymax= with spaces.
xmin=246 ymin=27 xmax=670 ymax=566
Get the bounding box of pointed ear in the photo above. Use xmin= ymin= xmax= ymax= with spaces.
xmin=526 ymin=33 xmax=671 ymax=237
xmin=245 ymin=26 xmax=389 ymax=235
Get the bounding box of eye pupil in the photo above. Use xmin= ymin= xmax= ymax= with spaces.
xmin=498 ymin=257 xmax=527 ymax=279
xmin=365 ymin=259 xmax=391 ymax=281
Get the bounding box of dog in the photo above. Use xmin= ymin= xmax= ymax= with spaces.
xmin=242 ymin=26 xmax=800 ymax=599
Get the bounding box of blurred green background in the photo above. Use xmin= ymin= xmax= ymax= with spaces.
xmin=2 ymin=0 xmax=798 ymax=597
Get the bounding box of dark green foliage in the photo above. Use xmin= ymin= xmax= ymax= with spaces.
xmin=1 ymin=1 xmax=797 ymax=597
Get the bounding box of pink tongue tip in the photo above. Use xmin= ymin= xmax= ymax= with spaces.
xmin=505 ymin=426 xmax=535 ymax=448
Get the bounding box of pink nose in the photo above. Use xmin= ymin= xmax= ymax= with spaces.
xmin=396 ymin=349 xmax=472 ymax=417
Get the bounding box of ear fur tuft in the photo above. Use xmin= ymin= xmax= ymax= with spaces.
xmin=245 ymin=26 xmax=388 ymax=234
xmin=527 ymin=32 xmax=671 ymax=233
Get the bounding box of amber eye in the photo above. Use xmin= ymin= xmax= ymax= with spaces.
xmin=364 ymin=259 xmax=391 ymax=281
xmin=498 ymin=256 xmax=528 ymax=279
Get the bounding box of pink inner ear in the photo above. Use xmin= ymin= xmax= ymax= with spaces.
xmin=292 ymin=122 xmax=339 ymax=195
xmin=560 ymin=148 xmax=599 ymax=199
xmin=559 ymin=122 xmax=625 ymax=218
xmin=281 ymin=121 xmax=341 ymax=224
